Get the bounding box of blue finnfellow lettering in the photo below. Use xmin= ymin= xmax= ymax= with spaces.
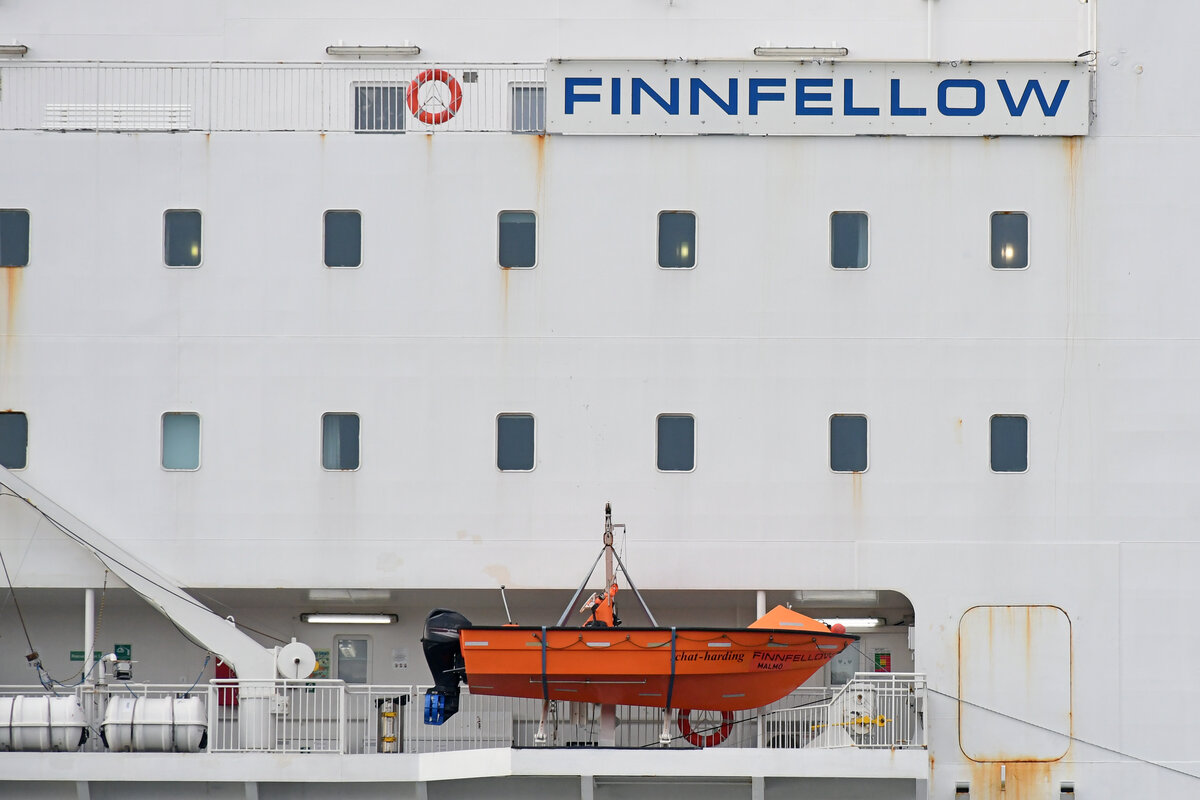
xmin=748 ymin=78 xmax=786 ymax=115
xmin=632 ymin=78 xmax=680 ymax=115
xmin=890 ymin=79 xmax=926 ymax=116
xmin=937 ymin=79 xmax=985 ymax=116
xmin=564 ymin=77 xmax=602 ymax=114
xmin=843 ymin=79 xmax=879 ymax=116
xmin=997 ymin=79 xmax=1069 ymax=117
xmin=796 ymin=78 xmax=834 ymax=115
xmin=690 ymin=78 xmax=738 ymax=115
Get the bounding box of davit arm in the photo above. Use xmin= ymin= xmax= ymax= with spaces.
xmin=0 ymin=465 xmax=282 ymax=680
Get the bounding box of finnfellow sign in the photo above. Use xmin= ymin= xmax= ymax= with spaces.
xmin=546 ymin=60 xmax=1089 ymax=136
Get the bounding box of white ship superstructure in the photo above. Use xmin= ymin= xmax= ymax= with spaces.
xmin=0 ymin=1 xmax=1195 ymax=798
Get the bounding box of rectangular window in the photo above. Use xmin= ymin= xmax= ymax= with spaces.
xmin=164 ymin=209 xmax=202 ymax=267
xmin=830 ymin=414 xmax=868 ymax=473
xmin=656 ymin=414 xmax=695 ymax=471
xmin=990 ymin=414 xmax=1028 ymax=472
xmin=498 ymin=211 xmax=536 ymax=268
xmin=354 ymin=85 xmax=405 ymax=133
xmin=658 ymin=211 xmax=696 ymax=268
xmin=511 ymin=85 xmax=546 ymax=133
xmin=497 ymin=413 xmax=535 ymax=471
xmin=991 ymin=211 xmax=1028 ymax=269
xmin=324 ymin=210 xmax=362 ymax=268
xmin=0 ymin=209 xmax=30 ymax=267
xmin=336 ymin=636 xmax=369 ymax=684
xmin=0 ymin=412 xmax=28 ymax=470
xmin=161 ymin=412 xmax=200 ymax=471
xmin=322 ymin=413 xmax=360 ymax=470
xmin=828 ymin=646 xmax=858 ymax=686
xmin=831 ymin=211 xmax=869 ymax=269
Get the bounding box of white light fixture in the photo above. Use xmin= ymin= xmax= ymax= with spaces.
xmin=818 ymin=616 xmax=885 ymax=629
xmin=793 ymin=590 xmax=880 ymax=606
xmin=325 ymin=44 xmax=421 ymax=57
xmin=0 ymin=44 xmax=29 ymax=56
xmin=753 ymin=46 xmax=849 ymax=58
xmin=307 ymin=589 xmax=392 ymax=603
xmin=301 ymin=613 xmax=398 ymax=625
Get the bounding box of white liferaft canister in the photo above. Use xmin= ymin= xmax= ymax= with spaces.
xmin=0 ymin=695 xmax=88 ymax=751
xmin=102 ymin=695 xmax=207 ymax=752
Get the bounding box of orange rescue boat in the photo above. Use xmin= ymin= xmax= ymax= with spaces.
xmin=421 ymin=504 xmax=856 ymax=726
xmin=457 ymin=603 xmax=853 ymax=711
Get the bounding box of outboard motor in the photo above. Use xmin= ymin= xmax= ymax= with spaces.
xmin=421 ymin=608 xmax=471 ymax=724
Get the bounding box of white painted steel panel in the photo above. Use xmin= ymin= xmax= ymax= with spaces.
xmin=959 ymin=605 xmax=1071 ymax=761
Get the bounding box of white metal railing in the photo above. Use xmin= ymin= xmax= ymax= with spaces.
xmin=0 ymin=673 xmax=925 ymax=754
xmin=0 ymin=62 xmax=546 ymax=133
xmin=760 ymin=673 xmax=928 ymax=749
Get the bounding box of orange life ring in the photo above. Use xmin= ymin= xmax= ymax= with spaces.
xmin=677 ymin=709 xmax=734 ymax=748
xmin=406 ymin=68 xmax=463 ymax=125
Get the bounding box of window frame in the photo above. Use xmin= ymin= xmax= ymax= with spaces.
xmin=989 ymin=413 xmax=1029 ymax=473
xmin=829 ymin=413 xmax=870 ymax=474
xmin=333 ymin=634 xmax=372 ymax=684
xmin=655 ymin=412 xmax=696 ymax=473
xmin=160 ymin=411 xmax=202 ymax=472
xmin=352 ymin=83 xmax=407 ymax=134
xmin=990 ymin=210 xmax=1029 ymax=270
xmin=323 ymin=209 xmax=364 ymax=269
xmin=321 ymin=412 xmax=362 ymax=472
xmin=0 ymin=410 xmax=29 ymax=471
xmin=509 ymin=82 xmax=546 ymax=134
xmin=496 ymin=412 xmax=537 ymax=472
xmin=163 ymin=208 xmax=203 ymax=269
xmin=829 ymin=210 xmax=871 ymax=270
xmin=497 ymin=210 xmax=538 ymax=270
xmin=0 ymin=208 xmax=31 ymax=268
xmin=657 ymin=210 xmax=697 ymax=270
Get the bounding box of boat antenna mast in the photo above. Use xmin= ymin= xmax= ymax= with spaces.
xmin=555 ymin=503 xmax=659 ymax=627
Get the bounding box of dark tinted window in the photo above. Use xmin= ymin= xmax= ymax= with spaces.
xmin=498 ymin=211 xmax=536 ymax=268
xmin=830 ymin=414 xmax=868 ymax=472
xmin=831 ymin=212 xmax=868 ymax=269
xmin=324 ymin=211 xmax=362 ymax=268
xmin=497 ymin=414 xmax=535 ymax=471
xmin=657 ymin=414 xmax=695 ymax=471
xmin=322 ymin=413 xmax=360 ymax=470
xmin=0 ymin=412 xmax=28 ymax=469
xmin=990 ymin=415 xmax=1028 ymax=472
xmin=991 ymin=212 xmax=1028 ymax=269
xmin=0 ymin=210 xmax=30 ymax=267
xmin=164 ymin=210 xmax=202 ymax=267
xmin=658 ymin=212 xmax=696 ymax=268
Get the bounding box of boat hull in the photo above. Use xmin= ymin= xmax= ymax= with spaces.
xmin=458 ymin=625 xmax=855 ymax=711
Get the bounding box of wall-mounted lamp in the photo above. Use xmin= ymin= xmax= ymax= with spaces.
xmin=753 ymin=46 xmax=848 ymax=58
xmin=793 ymin=590 xmax=880 ymax=606
xmin=301 ymin=613 xmax=398 ymax=624
xmin=818 ymin=616 xmax=885 ymax=629
xmin=0 ymin=44 xmax=29 ymax=56
xmin=325 ymin=44 xmax=421 ymax=57
xmin=307 ymin=589 xmax=392 ymax=603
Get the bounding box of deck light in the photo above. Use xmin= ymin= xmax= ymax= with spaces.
xmin=794 ymin=590 xmax=880 ymax=606
xmin=753 ymin=46 xmax=848 ymax=58
xmin=818 ymin=616 xmax=885 ymax=629
xmin=307 ymin=589 xmax=392 ymax=602
xmin=325 ymin=44 xmax=421 ymax=57
xmin=301 ymin=613 xmax=398 ymax=624
xmin=0 ymin=44 xmax=28 ymax=56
